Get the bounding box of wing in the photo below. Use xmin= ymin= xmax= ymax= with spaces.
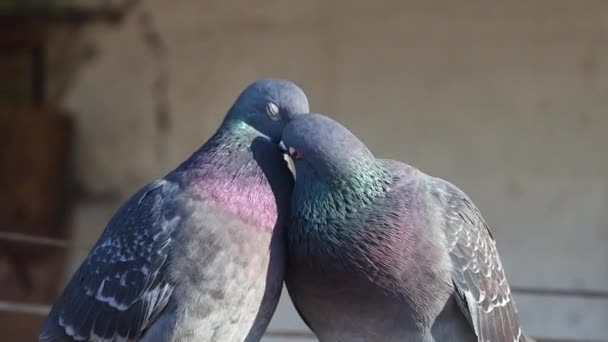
xmin=40 ymin=179 xmax=180 ymax=342
xmin=431 ymin=178 xmax=524 ymax=342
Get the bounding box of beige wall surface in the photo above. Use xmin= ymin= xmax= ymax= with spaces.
xmin=60 ymin=1 xmax=608 ymax=340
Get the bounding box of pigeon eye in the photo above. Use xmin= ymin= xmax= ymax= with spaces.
xmin=289 ymin=147 xmax=301 ymax=159
xmin=266 ymin=102 xmax=280 ymax=120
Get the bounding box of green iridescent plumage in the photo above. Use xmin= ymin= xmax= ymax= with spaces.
xmin=281 ymin=113 xmax=533 ymax=342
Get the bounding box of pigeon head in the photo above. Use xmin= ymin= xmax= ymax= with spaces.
xmin=280 ymin=113 xmax=382 ymax=185
xmin=224 ymin=78 xmax=309 ymax=142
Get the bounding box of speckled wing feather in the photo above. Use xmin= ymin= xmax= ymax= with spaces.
xmin=40 ymin=179 xmax=180 ymax=342
xmin=431 ymin=178 xmax=524 ymax=342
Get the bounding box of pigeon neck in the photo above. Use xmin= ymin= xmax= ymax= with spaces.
xmin=292 ymin=162 xmax=391 ymax=224
xmin=180 ymin=121 xmax=255 ymax=170
xmin=179 ymin=121 xmax=284 ymax=230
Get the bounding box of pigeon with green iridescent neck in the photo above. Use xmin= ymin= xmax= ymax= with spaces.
xmin=280 ymin=113 xmax=534 ymax=342
xmin=40 ymin=79 xmax=309 ymax=342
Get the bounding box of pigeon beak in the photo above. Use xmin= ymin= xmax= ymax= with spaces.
xmin=278 ymin=140 xmax=289 ymax=153
xmin=279 ymin=141 xmax=296 ymax=176
xmin=279 ymin=140 xmax=300 ymax=160
xmin=284 ymin=154 xmax=296 ymax=177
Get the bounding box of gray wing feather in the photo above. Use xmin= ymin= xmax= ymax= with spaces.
xmin=431 ymin=178 xmax=524 ymax=342
xmin=40 ymin=179 xmax=179 ymax=341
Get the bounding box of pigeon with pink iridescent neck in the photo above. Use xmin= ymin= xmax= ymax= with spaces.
xmin=40 ymin=79 xmax=309 ymax=342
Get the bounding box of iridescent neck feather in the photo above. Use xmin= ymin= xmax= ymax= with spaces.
xmin=292 ymin=159 xmax=392 ymax=225
xmin=178 ymin=120 xmax=283 ymax=230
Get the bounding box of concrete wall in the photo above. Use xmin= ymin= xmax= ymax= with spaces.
xmin=61 ymin=1 xmax=608 ymax=340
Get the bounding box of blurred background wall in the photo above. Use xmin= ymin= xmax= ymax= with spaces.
xmin=0 ymin=0 xmax=607 ymax=341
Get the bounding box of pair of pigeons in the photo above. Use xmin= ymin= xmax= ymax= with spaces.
xmin=40 ymin=79 xmax=533 ymax=342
